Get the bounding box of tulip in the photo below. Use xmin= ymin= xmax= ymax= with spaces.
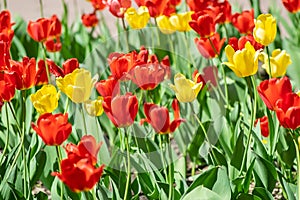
xmin=223 ymin=42 xmax=259 ymax=77
xmin=0 ymin=10 xmax=14 ymax=45
xmin=95 ymin=76 xmax=120 ymax=97
xmin=52 ymin=157 xmax=104 ymax=192
xmin=108 ymin=51 xmax=136 ymax=80
xmin=194 ymin=33 xmax=226 ymax=59
xmin=156 ymin=15 xmax=176 ymax=34
xmin=254 ymin=116 xmax=269 ymax=137
xmin=81 ymin=13 xmax=99 ymax=28
xmin=169 ymin=73 xmax=202 ymax=103
xmin=49 ymin=58 xmax=79 ymax=77
xmin=282 ymin=0 xmax=300 ymax=13
xmin=228 ymin=34 xmax=264 ymax=51
xmin=135 ymin=0 xmax=169 ymax=18
xmin=275 ymin=93 xmax=300 ymax=130
xmin=0 ymin=72 xmax=15 ymax=102
xmin=186 ymin=0 xmax=210 ymax=12
xmin=84 ymin=97 xmax=104 ymax=117
xmin=35 ymin=60 xmax=50 ymax=86
xmin=169 ymin=12 xmax=193 ymax=32
xmin=102 ymin=93 xmax=138 ymax=127
xmin=253 ymin=14 xmax=277 ymax=46
xmin=125 ymin=6 xmax=150 ymax=29
xmin=212 ymin=1 xmax=231 ymax=24
xmin=141 ymin=99 xmax=185 ymax=134
xmin=260 ymin=49 xmax=292 ymax=78
xmin=189 ymin=11 xmax=215 ymax=38
xmin=231 ymin=9 xmax=255 ymax=34
xmin=107 ymin=0 xmax=131 ymax=18
xmin=44 ymin=37 xmax=62 ymax=52
xmin=90 ymin=0 xmax=107 ymax=10
xmin=162 ymin=0 xmax=181 ymax=17
xmin=56 ymin=68 xmax=98 ymax=103
xmin=257 ymin=76 xmax=292 ymax=110
xmin=0 ymin=41 xmax=10 ymax=70
xmin=31 ymin=113 xmax=72 ymax=145
xmin=30 ymin=84 xmax=60 ymax=114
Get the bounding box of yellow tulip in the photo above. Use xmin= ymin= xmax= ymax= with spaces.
xmin=253 ymin=14 xmax=277 ymax=46
xmin=84 ymin=96 xmax=104 ymax=117
xmin=223 ymin=42 xmax=259 ymax=77
xmin=30 ymin=84 xmax=60 ymax=114
xmin=169 ymin=73 xmax=203 ymax=103
xmin=260 ymin=49 xmax=292 ymax=78
xmin=156 ymin=15 xmax=176 ymax=34
xmin=169 ymin=12 xmax=193 ymax=32
xmin=56 ymin=68 xmax=98 ymax=103
xmin=125 ymin=6 xmax=150 ymax=29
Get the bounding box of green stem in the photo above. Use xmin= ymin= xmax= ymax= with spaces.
xmin=64 ymin=97 xmax=69 ymax=114
xmin=191 ymin=157 xmax=196 ymax=176
xmin=0 ymin=103 xmax=10 ymax=165
xmin=41 ymin=44 xmax=51 ymax=84
xmin=293 ymin=138 xmax=300 ymax=200
xmin=56 ymin=146 xmax=64 ymax=200
xmin=167 ymin=136 xmax=174 ymax=200
xmin=39 ymin=0 xmax=44 ymax=18
xmin=159 ymin=134 xmax=168 ymax=180
xmin=121 ymin=18 xmax=129 ymax=52
xmin=266 ymin=46 xmax=272 ymax=78
xmin=81 ymin=103 xmax=88 ymax=135
xmin=239 ymin=76 xmax=257 ymax=176
xmin=92 ymin=187 xmax=97 ymax=200
xmin=124 ymin=128 xmax=131 ymax=200
xmin=3 ymin=0 xmax=6 ymax=9
xmin=21 ymin=90 xmax=28 ymax=197
xmin=223 ymin=24 xmax=229 ymax=42
xmin=8 ymin=102 xmax=22 ymax=135
xmin=183 ymin=32 xmax=195 ymax=74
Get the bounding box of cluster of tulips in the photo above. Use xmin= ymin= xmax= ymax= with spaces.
xmin=2 ymin=0 xmax=300 ymax=199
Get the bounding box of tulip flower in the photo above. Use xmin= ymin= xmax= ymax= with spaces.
xmin=162 ymin=0 xmax=181 ymax=17
xmin=65 ymin=135 xmax=102 ymax=166
xmin=169 ymin=12 xmax=193 ymax=32
xmin=35 ymin=60 xmax=50 ymax=86
xmin=0 ymin=41 xmax=10 ymax=70
xmin=141 ymin=99 xmax=185 ymax=134
xmin=275 ymin=93 xmax=300 ymax=130
xmin=231 ymin=9 xmax=255 ymax=34
xmin=107 ymin=0 xmax=131 ymax=18
xmin=282 ymin=0 xmax=300 ymax=13
xmin=49 ymin=58 xmax=79 ymax=77
xmin=81 ymin=13 xmax=99 ymax=28
xmin=31 ymin=113 xmax=72 ymax=146
xmin=169 ymin=73 xmax=203 ymax=103
xmin=186 ymin=0 xmax=210 ymax=12
xmin=9 ymin=57 xmax=37 ymax=90
xmin=253 ymin=14 xmax=277 ymax=46
xmin=108 ymin=51 xmax=136 ymax=80
xmin=212 ymin=1 xmax=231 ymax=24
xmin=223 ymin=42 xmax=259 ymax=77
xmin=125 ymin=6 xmax=150 ymax=29
xmin=135 ymin=0 xmax=169 ymax=18
xmin=0 ymin=10 xmax=14 ymax=45
xmin=102 ymin=93 xmax=138 ymax=127
xmin=53 ymin=157 xmax=104 ymax=192
xmin=156 ymin=15 xmax=176 ymax=34
xmin=90 ymin=0 xmax=107 ymax=10
xmin=84 ymin=97 xmax=104 ymax=117
xmin=194 ymin=33 xmax=226 ymax=59
xmin=56 ymin=68 xmax=98 ymax=103
xmin=228 ymin=34 xmax=264 ymax=51
xmin=0 ymin=72 xmax=15 ymax=102
xmin=95 ymin=76 xmax=120 ymax=97
xmin=189 ymin=11 xmax=216 ymax=38
xmin=254 ymin=116 xmax=269 ymax=137
xmin=30 ymin=84 xmax=60 ymax=114
xmin=257 ymin=76 xmax=292 ymax=110
xmin=260 ymin=49 xmax=292 ymax=78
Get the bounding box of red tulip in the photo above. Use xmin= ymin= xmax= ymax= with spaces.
xmin=0 ymin=10 xmax=14 ymax=45
xmin=108 ymin=52 xmax=136 ymax=80
xmin=231 ymin=9 xmax=255 ymax=34
xmin=282 ymin=0 xmax=300 ymax=13
xmin=35 ymin=60 xmax=49 ymax=86
xmin=95 ymin=76 xmax=120 ymax=97
xmin=103 ymin=93 xmax=138 ymax=127
xmin=135 ymin=0 xmax=169 ymax=17
xmin=0 ymin=71 xmax=15 ymax=102
xmin=31 ymin=113 xmax=72 ymax=146
xmin=52 ymin=157 xmax=104 ymax=192
xmin=9 ymin=57 xmax=37 ymax=90
xmin=194 ymin=33 xmax=225 ymax=59
xmin=107 ymin=0 xmax=131 ymax=18
xmin=254 ymin=116 xmax=269 ymax=137
xmin=213 ymin=1 xmax=232 ymax=24
xmin=192 ymin=69 xmax=205 ymax=89
xmin=0 ymin=40 xmax=10 ymax=70
xmin=275 ymin=93 xmax=300 ymax=130
xmin=65 ymin=135 xmax=102 ymax=166
xmin=141 ymin=99 xmax=185 ymax=134
xmin=49 ymin=58 xmax=79 ymax=77
xmin=44 ymin=37 xmax=62 ymax=52
xmin=90 ymin=0 xmax=107 ymax=10
xmin=186 ymin=0 xmax=217 ymax=12
xmin=81 ymin=13 xmax=99 ymax=28
xmin=257 ymin=76 xmax=292 ymax=111
xmin=189 ymin=11 xmax=216 ymax=38
xmin=228 ymin=34 xmax=264 ymax=51
xmin=163 ymin=0 xmax=181 ymax=17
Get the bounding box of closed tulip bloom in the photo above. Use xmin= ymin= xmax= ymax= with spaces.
xmin=90 ymin=0 xmax=107 ymax=10
xmin=195 ymin=33 xmax=226 ymax=59
xmin=49 ymin=58 xmax=79 ymax=77
xmin=169 ymin=12 xmax=193 ymax=32
xmin=31 ymin=113 xmax=72 ymax=145
xmin=107 ymin=0 xmax=131 ymax=18
xmin=228 ymin=34 xmax=264 ymax=51
xmin=254 ymin=116 xmax=269 ymax=137
xmin=95 ymin=76 xmax=120 ymax=97
xmin=125 ymin=6 xmax=150 ymax=29
xmin=189 ymin=11 xmax=215 ymax=38
xmin=141 ymin=99 xmax=185 ymax=134
xmin=102 ymin=93 xmax=138 ymax=127
xmin=30 ymin=84 xmax=60 ymax=114
xmin=282 ymin=0 xmax=300 ymax=13
xmin=0 ymin=72 xmax=15 ymax=102
xmin=135 ymin=0 xmax=169 ymax=18
xmin=156 ymin=15 xmax=176 ymax=34
xmin=257 ymin=76 xmax=292 ymax=110
xmin=260 ymin=49 xmax=292 ymax=78
xmin=52 ymin=157 xmax=104 ymax=192
xmin=169 ymin=73 xmax=203 ymax=103
xmin=223 ymin=42 xmax=259 ymax=77
xmin=84 ymin=97 xmax=104 ymax=117
xmin=56 ymin=68 xmax=98 ymax=103
xmin=275 ymin=93 xmax=300 ymax=130
xmin=27 ymin=18 xmax=51 ymax=42
xmin=231 ymin=9 xmax=255 ymax=34
xmin=81 ymin=13 xmax=99 ymax=28
xmin=253 ymin=14 xmax=277 ymax=46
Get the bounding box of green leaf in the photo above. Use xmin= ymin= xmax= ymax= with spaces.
xmin=236 ymin=193 xmax=262 ymax=200
xmin=181 ymin=186 xmax=223 ymax=200
xmin=243 ymin=158 xmax=256 ymax=193
xmin=212 ymin=167 xmax=231 ymax=200
xmin=252 ymin=187 xmax=274 ymax=200
xmin=230 ymin=131 xmax=245 ymax=170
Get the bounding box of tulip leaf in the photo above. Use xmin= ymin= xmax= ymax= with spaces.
xmin=230 ymin=131 xmax=245 ymax=170
xmin=252 ymin=187 xmax=274 ymax=200
xmin=236 ymin=193 xmax=262 ymax=200
xmin=181 ymin=186 xmax=223 ymax=200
